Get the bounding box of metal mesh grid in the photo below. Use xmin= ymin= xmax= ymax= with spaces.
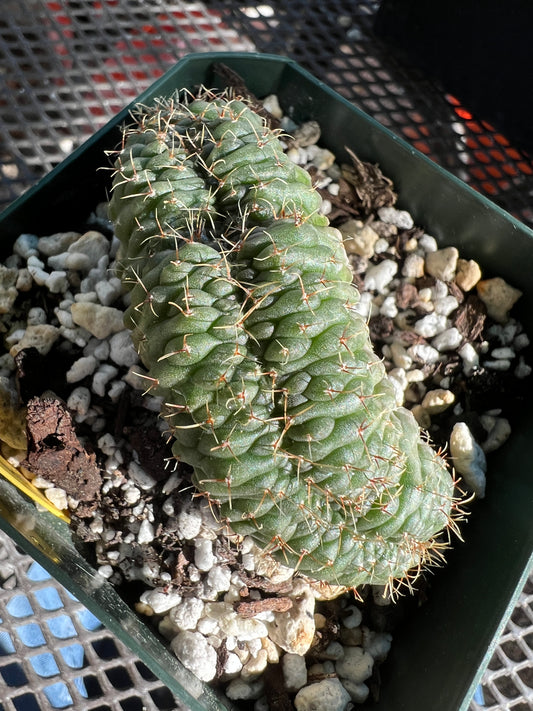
xmin=0 ymin=529 xmax=182 ymax=711
xmin=1 ymin=1 xmax=533 ymax=709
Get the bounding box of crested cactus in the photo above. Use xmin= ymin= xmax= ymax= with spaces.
xmin=108 ymin=90 xmax=458 ymax=590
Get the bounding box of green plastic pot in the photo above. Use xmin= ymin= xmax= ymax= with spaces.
xmin=0 ymin=52 xmax=532 ymax=711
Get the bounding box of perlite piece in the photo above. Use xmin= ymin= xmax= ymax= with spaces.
xmin=108 ymin=90 xmax=459 ymax=590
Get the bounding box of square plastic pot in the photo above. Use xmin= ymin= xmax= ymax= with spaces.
xmin=0 ymin=52 xmax=532 ymax=711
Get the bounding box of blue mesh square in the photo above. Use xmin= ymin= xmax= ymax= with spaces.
xmin=43 ymin=681 xmax=73 ymax=709
xmin=33 ymin=587 xmax=63 ymax=612
xmin=6 ymin=595 xmax=34 ymax=618
xmin=60 ymin=643 xmax=84 ymax=670
xmin=26 ymin=562 xmax=51 ymax=582
xmin=46 ymin=615 xmax=77 ymax=640
xmin=15 ymin=623 xmax=46 ymax=648
xmin=75 ymin=609 xmax=102 ymax=632
xmin=30 ymin=652 xmax=60 ymax=678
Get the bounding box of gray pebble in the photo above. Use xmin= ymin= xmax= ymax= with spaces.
xmin=13 ymin=233 xmax=39 ymax=259
xmin=282 ymin=653 xmax=308 ymax=692
xmin=335 ymin=646 xmax=374 ymax=684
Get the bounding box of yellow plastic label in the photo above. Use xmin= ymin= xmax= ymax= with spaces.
xmin=0 ymin=454 xmax=70 ymax=523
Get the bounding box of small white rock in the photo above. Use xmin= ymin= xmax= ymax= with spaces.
xmin=342 ymin=679 xmax=370 ymax=704
xmin=450 ymin=422 xmax=487 ymax=497
xmin=377 ymin=206 xmax=414 ymax=230
xmin=66 ymin=386 xmax=91 ymax=416
xmin=407 ymin=343 xmax=440 ymax=364
xmin=67 ymin=231 xmax=109 ymax=267
xmin=27 ymin=307 xmax=47 ymax=326
xmin=109 ymin=330 xmax=138 ymax=367
xmin=140 ymin=588 xmax=182 ymax=615
xmin=390 ymin=341 xmax=413 ymax=370
xmin=170 ymin=631 xmax=218 ymax=682
xmin=364 ymin=259 xmax=398 ymax=293
xmin=514 ymin=332 xmax=530 ymax=350
xmin=206 ymin=565 xmax=232 ymax=594
xmin=362 ymin=628 xmax=393 ymax=662
xmin=66 ymin=355 xmax=98 ymax=383
xmin=432 ymin=327 xmax=463 ymax=352
xmin=295 ymin=678 xmax=351 ymax=711
xmin=515 ymin=356 xmax=532 ymax=379
xmin=419 ymin=233 xmax=438 ymax=253
xmin=95 ymin=276 xmax=123 ymax=306
xmin=491 ymin=346 xmax=515 ymax=359
xmin=169 ymin=597 xmax=205 ymax=631
xmin=340 ymin=220 xmax=379 ymax=259
xmin=402 ymin=253 xmax=425 ymax=278
xmin=176 ymin=506 xmax=203 ymax=540
xmin=483 ymin=359 xmax=511 ymax=371
xmin=194 ymin=539 xmax=215 ymax=572
xmin=137 ymin=519 xmax=155 ymax=545
xmin=224 ymin=652 xmax=243 ymax=677
xmin=262 ymin=94 xmax=283 ymax=118
xmin=458 ymin=342 xmax=480 ymax=375
xmin=414 ymin=313 xmax=447 ymax=338
xmin=45 ymin=487 xmax=68 ymax=511
xmin=433 ymin=295 xmax=459 ymax=316
xmin=379 ymin=294 xmax=398 ymax=318
xmin=9 ymin=324 xmax=60 ymax=357
xmin=128 ymin=460 xmax=157 ymax=490
xmin=241 ymin=649 xmax=269 ymax=679
xmin=92 ymin=364 xmax=119 ymax=396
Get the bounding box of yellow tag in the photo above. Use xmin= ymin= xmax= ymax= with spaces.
xmin=0 ymin=454 xmax=70 ymax=523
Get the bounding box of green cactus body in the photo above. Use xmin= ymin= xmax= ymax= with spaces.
xmin=109 ymin=92 xmax=457 ymax=589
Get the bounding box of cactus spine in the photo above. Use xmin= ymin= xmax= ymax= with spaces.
xmin=108 ymin=90 xmax=458 ymax=590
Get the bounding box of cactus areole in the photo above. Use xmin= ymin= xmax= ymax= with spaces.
xmin=108 ymin=90 xmax=458 ymax=591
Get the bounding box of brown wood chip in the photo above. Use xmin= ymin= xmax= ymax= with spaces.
xmin=341 ymin=147 xmax=397 ymax=216
xmin=454 ymin=295 xmax=487 ymax=341
xmin=239 ymin=573 xmax=294 ymax=595
xmin=24 ymin=396 xmax=102 ymax=518
xmin=236 ymin=597 xmax=293 ymax=618
xmin=395 ymin=282 xmax=419 ymax=309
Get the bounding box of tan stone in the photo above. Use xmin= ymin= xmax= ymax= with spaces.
xmin=267 ymin=580 xmax=316 ymax=655
xmin=477 ymin=277 xmax=522 ymax=323
xmin=340 ymin=219 xmax=379 ymax=258
xmin=421 ymin=388 xmax=455 ymax=415
xmin=455 ymin=258 xmax=482 ymax=291
xmin=9 ymin=324 xmax=59 ymax=358
xmin=425 ymin=246 xmax=459 ymax=282
xmin=70 ymin=302 xmax=125 ymax=339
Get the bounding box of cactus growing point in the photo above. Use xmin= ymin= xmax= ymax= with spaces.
xmin=108 ymin=90 xmax=459 ymax=591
